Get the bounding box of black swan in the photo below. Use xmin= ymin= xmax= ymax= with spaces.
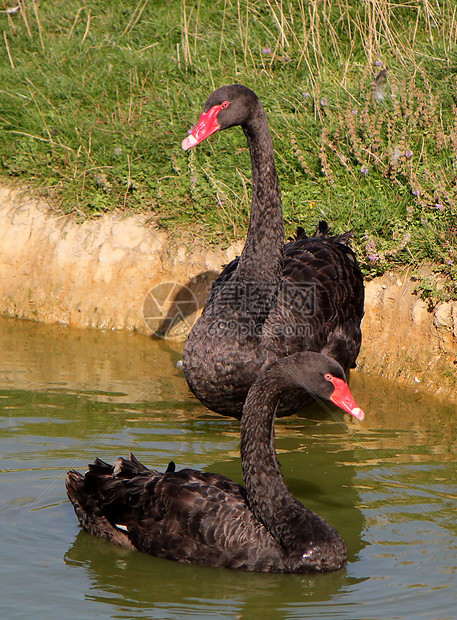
xmin=66 ymin=352 xmax=364 ymax=573
xmin=182 ymin=85 xmax=364 ymax=418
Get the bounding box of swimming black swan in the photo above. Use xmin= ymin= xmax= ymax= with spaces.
xmin=182 ymin=85 xmax=364 ymax=418
xmin=66 ymin=352 xmax=364 ymax=573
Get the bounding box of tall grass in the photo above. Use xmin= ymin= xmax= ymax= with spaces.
xmin=0 ymin=0 xmax=456 ymax=296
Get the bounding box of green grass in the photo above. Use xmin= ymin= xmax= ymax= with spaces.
xmin=0 ymin=0 xmax=457 ymax=297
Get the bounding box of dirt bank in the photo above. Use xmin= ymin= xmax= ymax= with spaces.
xmin=0 ymin=185 xmax=242 ymax=332
xmin=0 ymin=184 xmax=455 ymax=400
xmin=357 ymin=268 xmax=456 ymax=400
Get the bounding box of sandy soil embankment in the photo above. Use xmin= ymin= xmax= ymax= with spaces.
xmin=0 ymin=184 xmax=455 ymax=400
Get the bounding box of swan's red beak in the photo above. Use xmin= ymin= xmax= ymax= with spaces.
xmin=182 ymin=104 xmax=223 ymax=150
xmin=329 ymin=377 xmax=364 ymax=421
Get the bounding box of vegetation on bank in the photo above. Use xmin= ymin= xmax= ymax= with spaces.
xmin=0 ymin=0 xmax=456 ymax=297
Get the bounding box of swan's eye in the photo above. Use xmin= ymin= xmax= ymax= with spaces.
xmin=324 ymin=373 xmax=333 ymax=381
xmin=221 ymin=101 xmax=230 ymax=109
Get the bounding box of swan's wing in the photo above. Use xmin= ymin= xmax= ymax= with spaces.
xmin=66 ymin=455 xmax=280 ymax=570
xmin=263 ymin=232 xmax=364 ymax=370
xmin=130 ymin=471 xmax=272 ymax=567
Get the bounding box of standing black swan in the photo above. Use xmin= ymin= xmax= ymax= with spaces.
xmin=182 ymin=85 xmax=364 ymax=418
xmin=66 ymin=352 xmax=364 ymax=573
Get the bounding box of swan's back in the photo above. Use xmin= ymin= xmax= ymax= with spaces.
xmin=266 ymin=224 xmax=364 ymax=370
xmin=66 ymin=454 xmax=290 ymax=571
xmin=199 ymin=223 xmax=363 ymax=369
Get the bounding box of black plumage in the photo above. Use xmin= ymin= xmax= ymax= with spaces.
xmin=182 ymin=85 xmax=364 ymax=418
xmin=66 ymin=352 xmax=364 ymax=573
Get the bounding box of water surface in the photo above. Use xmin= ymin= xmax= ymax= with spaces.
xmin=0 ymin=317 xmax=456 ymax=619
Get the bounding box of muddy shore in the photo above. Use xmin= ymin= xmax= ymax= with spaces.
xmin=0 ymin=184 xmax=455 ymax=400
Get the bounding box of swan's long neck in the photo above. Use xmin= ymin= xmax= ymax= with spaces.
xmin=236 ymin=106 xmax=285 ymax=283
xmin=240 ymin=368 xmax=311 ymax=550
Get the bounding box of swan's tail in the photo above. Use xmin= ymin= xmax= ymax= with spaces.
xmin=65 ymin=453 xmax=158 ymax=550
xmin=290 ymin=221 xmax=354 ymax=246
xmin=65 ymin=468 xmax=125 ymax=543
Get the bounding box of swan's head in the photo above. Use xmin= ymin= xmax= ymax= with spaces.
xmin=182 ymin=85 xmax=259 ymax=150
xmin=266 ymin=352 xmax=365 ymax=421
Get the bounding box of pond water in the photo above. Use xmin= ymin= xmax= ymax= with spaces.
xmin=0 ymin=317 xmax=456 ymax=620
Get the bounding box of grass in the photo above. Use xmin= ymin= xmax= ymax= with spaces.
xmin=0 ymin=0 xmax=457 ymax=297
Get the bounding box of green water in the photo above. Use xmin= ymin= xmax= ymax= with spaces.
xmin=0 ymin=317 xmax=456 ymax=620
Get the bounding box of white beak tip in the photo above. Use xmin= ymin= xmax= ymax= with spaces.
xmin=182 ymin=134 xmax=198 ymax=151
xmin=352 ymin=407 xmax=365 ymax=421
